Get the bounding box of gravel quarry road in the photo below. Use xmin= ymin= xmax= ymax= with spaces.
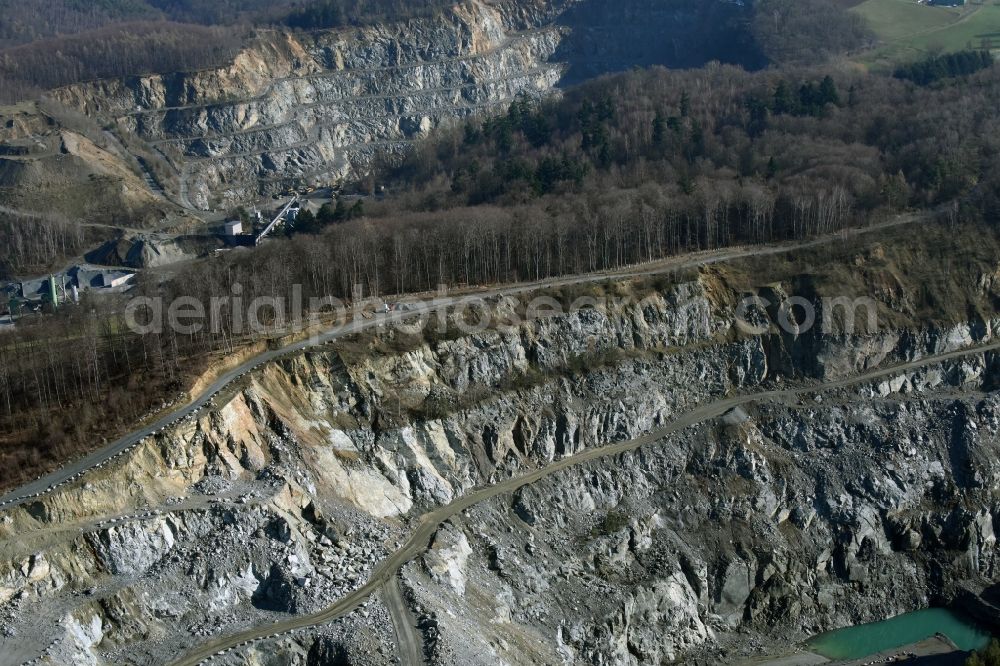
xmin=168 ymin=338 xmax=1000 ymax=666
xmin=0 ymin=211 xmax=927 ymax=513
xmin=382 ymin=576 xmax=424 ymax=666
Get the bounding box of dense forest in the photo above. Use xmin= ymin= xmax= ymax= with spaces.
xmin=390 ymin=60 xmax=996 ymax=219
xmin=4 ymin=57 xmax=1000 ymax=483
xmin=894 ymin=50 xmax=995 ymax=86
xmin=0 ymin=213 xmax=86 ymax=278
xmin=0 ymin=22 xmax=245 ymax=101
xmin=751 ymin=0 xmax=874 ymax=65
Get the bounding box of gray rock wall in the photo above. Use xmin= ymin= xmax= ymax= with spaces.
xmin=3 ymin=276 xmax=999 ymax=664
xmin=52 ymin=2 xmax=567 ymax=209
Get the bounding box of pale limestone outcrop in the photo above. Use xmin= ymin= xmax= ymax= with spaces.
xmin=51 ymin=1 xmax=568 ymax=209
xmin=3 ymin=273 xmax=1000 ymax=664
xmin=424 ymin=523 xmax=474 ymax=594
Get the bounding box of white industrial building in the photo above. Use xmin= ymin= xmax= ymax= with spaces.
xmin=225 ymin=220 xmax=243 ymax=236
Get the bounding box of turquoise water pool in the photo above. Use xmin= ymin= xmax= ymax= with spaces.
xmin=807 ymin=608 xmax=992 ymax=660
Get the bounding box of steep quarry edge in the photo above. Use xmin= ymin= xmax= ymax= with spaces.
xmin=48 ymin=0 xmax=567 ymax=208
xmin=2 ymin=222 xmax=1000 ymax=664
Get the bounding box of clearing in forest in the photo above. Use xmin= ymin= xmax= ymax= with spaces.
xmin=852 ymin=0 xmax=1000 ymax=67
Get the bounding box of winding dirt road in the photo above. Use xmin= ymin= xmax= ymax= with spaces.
xmin=0 ymin=212 xmax=924 ymax=511
xmin=0 ymin=210 xmax=944 ymax=665
xmin=168 ymin=338 xmax=1000 ymax=666
xmin=382 ymin=577 xmax=424 ymax=666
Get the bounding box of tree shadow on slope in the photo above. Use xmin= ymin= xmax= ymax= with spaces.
xmin=551 ymin=0 xmax=766 ymax=86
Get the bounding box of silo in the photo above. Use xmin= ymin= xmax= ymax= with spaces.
xmin=48 ymin=276 xmax=59 ymax=308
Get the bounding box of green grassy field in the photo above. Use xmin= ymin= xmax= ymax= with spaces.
xmin=852 ymin=0 xmax=1000 ymax=67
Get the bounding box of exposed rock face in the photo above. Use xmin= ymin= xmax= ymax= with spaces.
xmin=52 ymin=1 xmax=567 ymax=209
xmin=424 ymin=523 xmax=474 ymax=594
xmin=0 ymin=1 xmax=778 ymax=221
xmin=2 ymin=263 xmax=1000 ymax=664
xmin=34 ymin=0 xmax=764 ymax=211
xmin=89 ymin=518 xmax=176 ymax=576
xmin=443 ymin=376 xmax=1000 ymax=665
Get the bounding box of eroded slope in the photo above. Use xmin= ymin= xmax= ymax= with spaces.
xmin=2 ymin=222 xmax=1000 ymax=665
